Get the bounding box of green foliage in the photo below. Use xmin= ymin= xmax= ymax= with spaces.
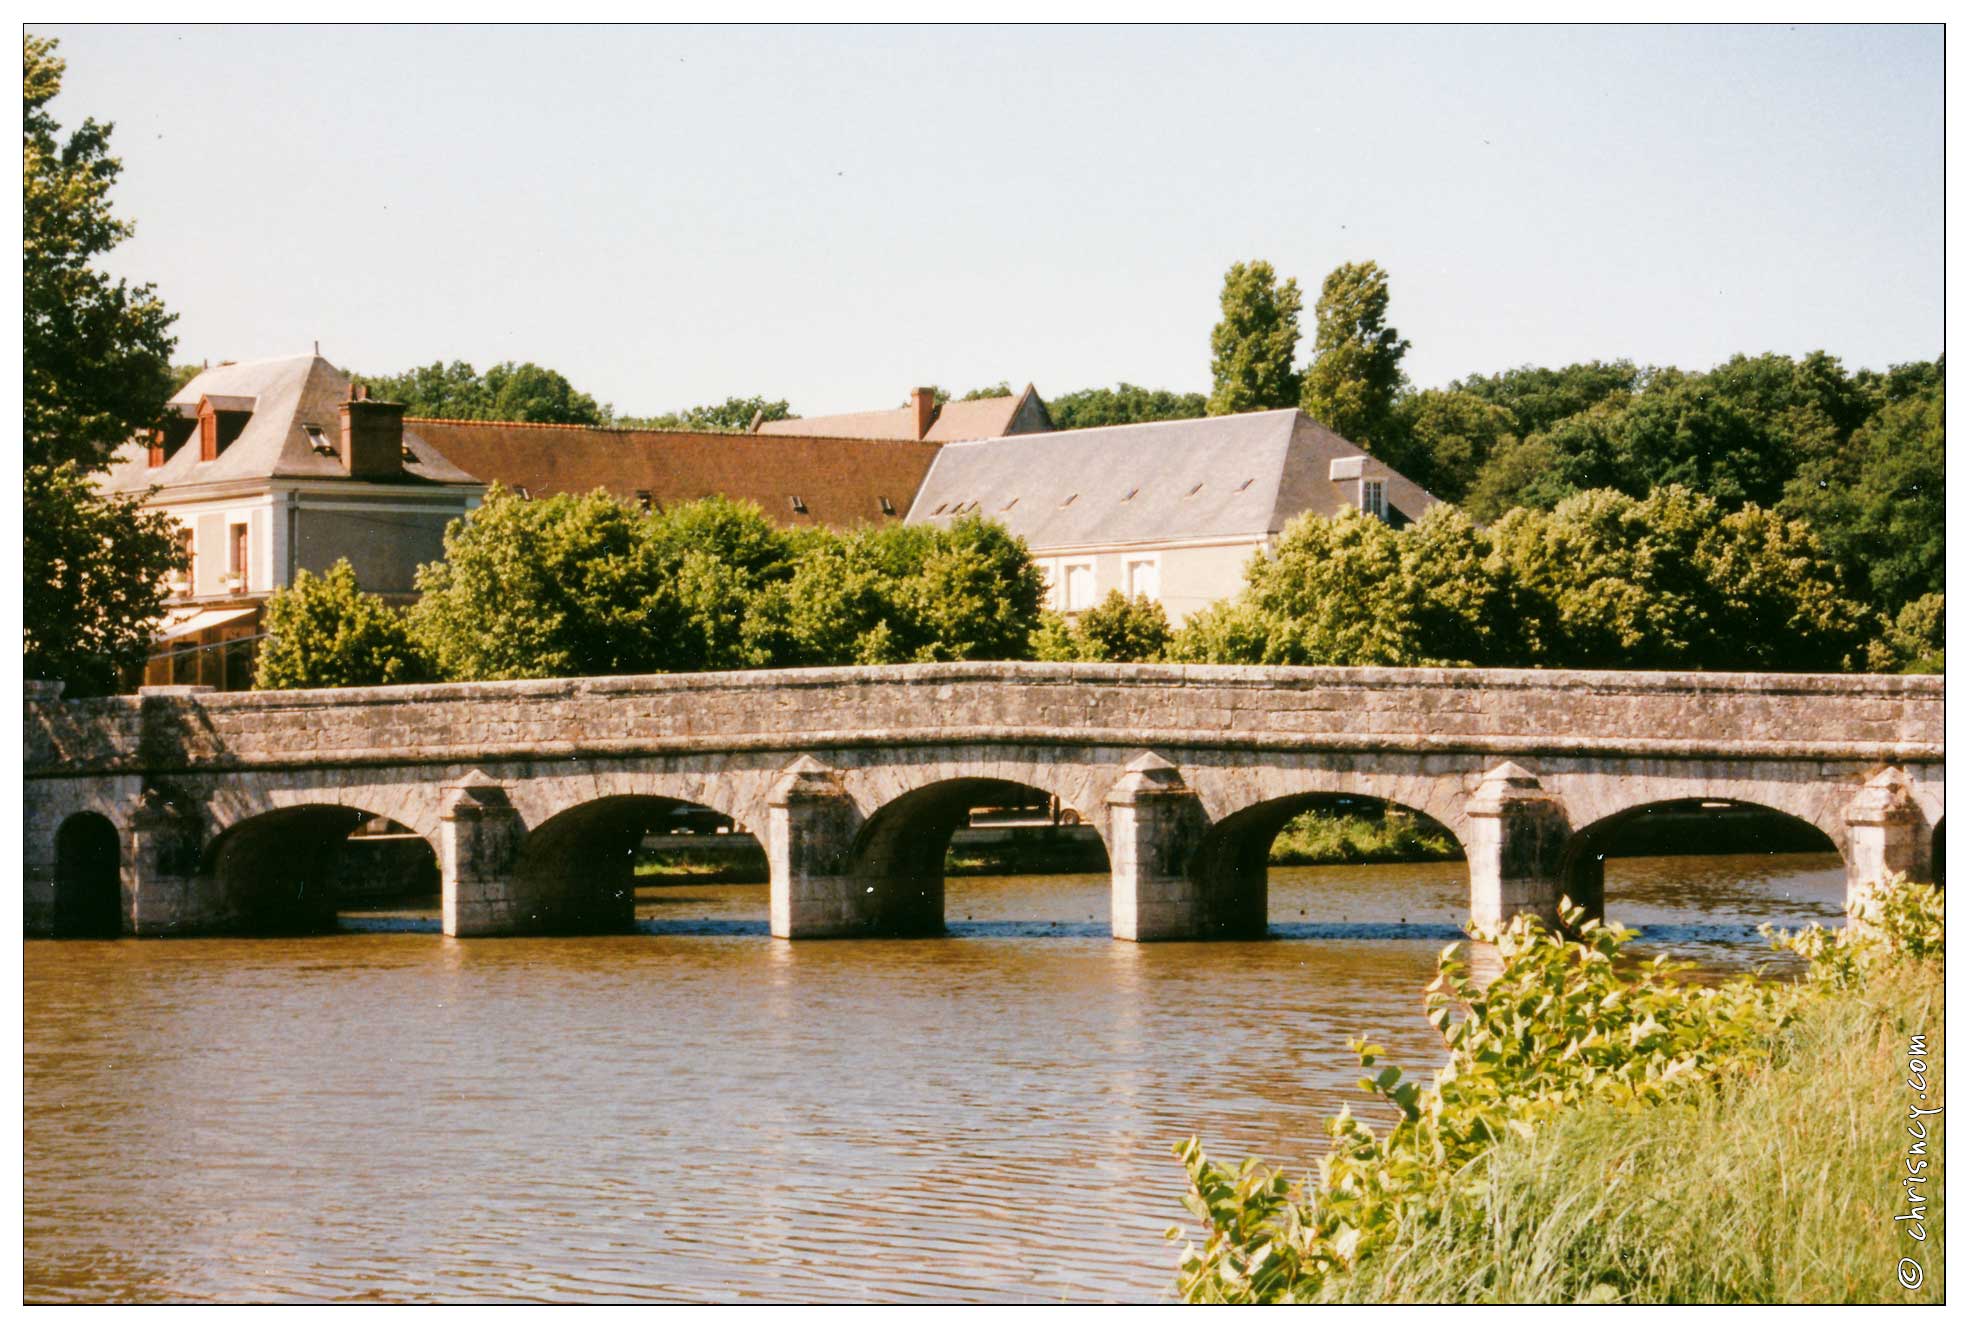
xmin=1173 ymin=876 xmax=1943 ymax=1304
xmin=1763 ymin=874 xmax=1945 ymax=988
xmin=410 ymin=485 xmax=693 ymax=680
xmin=1298 ymin=260 xmax=1410 ymax=448
xmin=23 ymin=462 xmax=183 ymax=697
xmin=959 ymin=382 xmax=1014 ymax=400
xmin=1046 ymin=383 xmax=1209 ymax=431
xmin=23 ymin=35 xmax=179 ymax=473
xmin=410 ymin=490 xmax=1044 ymax=680
xmin=353 ymin=359 xmax=606 ymax=425
xmin=254 ymin=560 xmax=428 ymax=690
xmin=1870 ymin=592 xmax=1944 ymax=674
xmin=1780 ymin=373 xmax=1943 ymax=618
xmin=1030 ymin=592 xmax=1170 ymax=662
xmin=1207 ymin=260 xmax=1303 ymax=416
xmin=1268 ymin=810 xmax=1457 ymax=865
xmin=1488 ymin=487 xmax=1867 ymax=672
xmin=613 ymin=395 xmax=794 ymax=433
xmin=1379 ymin=388 xmax=1516 ymax=503
xmin=1449 ymin=359 xmax=1641 ymax=439
xmin=1169 ymin=505 xmax=1514 ymax=668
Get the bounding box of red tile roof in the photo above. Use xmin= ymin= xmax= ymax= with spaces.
xmin=406 ymin=418 xmax=941 ymax=527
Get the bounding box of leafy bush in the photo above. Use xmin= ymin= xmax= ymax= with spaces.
xmin=1172 ymin=877 xmax=1943 ymax=1303
xmin=1031 ymin=592 xmax=1170 ymax=662
xmin=255 ymin=559 xmax=427 ymax=690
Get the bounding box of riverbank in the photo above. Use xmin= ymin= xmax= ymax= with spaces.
xmin=1173 ymin=877 xmax=1946 ymax=1305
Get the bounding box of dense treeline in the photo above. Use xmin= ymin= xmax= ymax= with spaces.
xmin=254 ymin=489 xmax=1046 ymax=689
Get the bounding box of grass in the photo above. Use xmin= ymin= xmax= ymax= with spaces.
xmin=1268 ymin=810 xmax=1460 ymax=865
xmin=1318 ymin=959 xmax=1944 ymax=1304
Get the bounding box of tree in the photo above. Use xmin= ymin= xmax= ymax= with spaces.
xmin=960 ymin=382 xmax=1014 ymax=401
xmin=1780 ymin=379 xmax=1944 ymax=618
xmin=1207 ymin=260 xmax=1303 ymax=416
xmin=409 ymin=486 xmax=681 ymax=680
xmin=1450 ymin=360 xmax=1639 ymax=440
xmin=1031 ymin=593 xmax=1170 ymax=662
xmin=1047 ymin=383 xmax=1208 ymax=431
xmin=24 ymin=35 xmax=177 ymax=472
xmin=353 ymin=359 xmax=605 ymax=424
xmin=894 ymin=516 xmax=1049 ymax=661
xmin=1381 ymin=389 xmax=1517 ymax=502
xmin=614 ymin=395 xmax=795 ymax=433
xmin=254 ymin=560 xmax=428 ymax=690
xmin=1298 ymin=260 xmax=1410 ymax=447
xmin=24 ymin=463 xmax=182 ymax=697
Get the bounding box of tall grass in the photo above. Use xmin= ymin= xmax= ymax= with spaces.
xmin=1323 ymin=960 xmax=1943 ymax=1303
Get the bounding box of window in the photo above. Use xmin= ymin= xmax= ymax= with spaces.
xmin=878 ymin=496 xmax=896 ymax=516
xmin=228 ymin=522 xmax=249 ymax=592
xmin=635 ymin=490 xmax=654 ymax=513
xmin=1184 ymin=482 xmax=1204 ymax=498
xmin=1234 ymin=478 xmax=1254 ymax=493
xmin=1125 ymin=556 xmax=1160 ymax=601
xmin=172 ymin=529 xmax=193 ymax=591
xmin=1002 ymin=497 xmax=1019 ymax=512
xmin=1361 ymin=479 xmax=1386 ymax=520
xmin=789 ymin=496 xmax=808 ymax=514
xmin=1060 ymin=493 xmax=1078 ymax=508
xmin=1063 ymin=561 xmax=1096 ymax=611
xmin=303 ymin=423 xmax=335 ymax=456
xmin=1121 ymin=487 xmax=1139 ymax=503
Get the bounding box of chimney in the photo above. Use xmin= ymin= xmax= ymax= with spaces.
xmin=339 ymin=383 xmax=406 ymax=479
xmin=910 ymin=387 xmax=937 ymax=439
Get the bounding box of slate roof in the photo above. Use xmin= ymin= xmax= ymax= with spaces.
xmin=756 ymin=384 xmax=1050 ymax=442
xmin=408 ymin=419 xmax=940 ymax=528
xmin=99 ymin=354 xmax=483 ymax=494
xmin=904 ymin=409 xmax=1441 ymax=550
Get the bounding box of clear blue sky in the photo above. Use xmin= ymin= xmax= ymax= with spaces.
xmin=33 ymin=23 xmax=1943 ymax=417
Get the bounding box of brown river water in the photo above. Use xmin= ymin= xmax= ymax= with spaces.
xmin=24 ymin=852 xmax=1845 ymax=1304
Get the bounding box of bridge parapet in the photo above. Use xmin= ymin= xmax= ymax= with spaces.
xmin=24 ymin=662 xmax=1945 ymax=778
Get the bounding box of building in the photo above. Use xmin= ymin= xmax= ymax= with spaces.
xmin=904 ymin=408 xmax=1442 ymax=624
xmin=99 ymin=354 xmax=487 ymax=689
xmin=754 ymin=384 xmax=1054 ymax=442
xmin=408 ymin=418 xmax=940 ymax=527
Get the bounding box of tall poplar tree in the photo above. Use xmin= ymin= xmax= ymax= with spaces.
xmin=1299 ymin=260 xmax=1410 ymax=446
xmin=1206 ymin=260 xmax=1304 ymax=416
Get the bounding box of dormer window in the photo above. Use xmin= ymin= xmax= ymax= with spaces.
xmin=197 ymin=394 xmax=256 ymax=461
xmin=303 ymin=423 xmax=335 ymax=456
xmin=1121 ymin=487 xmax=1140 ymax=503
xmin=636 ymin=490 xmax=654 ymax=513
xmin=1361 ymin=479 xmax=1386 ymax=520
xmin=878 ymin=496 xmax=895 ymax=516
xmin=1002 ymin=497 xmax=1019 ymax=512
xmin=931 ymin=503 xmax=949 ymax=516
xmin=790 ymin=495 xmax=808 ymax=514
xmin=1185 ymin=483 xmax=1204 ymax=498
xmin=1060 ymin=493 xmax=1078 ymax=508
xmin=1234 ymin=478 xmax=1254 ymax=492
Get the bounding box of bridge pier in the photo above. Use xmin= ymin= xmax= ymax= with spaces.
xmin=766 ymin=757 xmax=894 ymax=938
xmin=1464 ymin=762 xmax=1570 ymax=930
xmin=1844 ymin=766 xmax=1928 ymax=917
xmin=439 ymin=772 xmax=524 ymax=937
xmin=127 ymin=787 xmax=210 ymax=936
xmin=1106 ymin=753 xmax=1212 ymax=941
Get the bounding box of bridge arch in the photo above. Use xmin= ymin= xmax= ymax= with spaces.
xmin=507 ymin=793 xmax=761 ymax=934
xmin=837 ymin=773 xmax=1113 ymax=936
xmin=1557 ymin=797 xmax=1840 ymax=922
xmin=201 ymin=802 xmax=439 ymax=934
xmin=53 ymin=812 xmax=122 ymax=938
xmin=1186 ymin=791 xmax=1467 ymax=938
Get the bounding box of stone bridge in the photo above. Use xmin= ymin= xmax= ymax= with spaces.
xmin=23 ymin=663 xmax=1943 ymax=940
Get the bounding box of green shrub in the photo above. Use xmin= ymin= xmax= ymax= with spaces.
xmin=1172 ymin=877 xmax=1943 ymax=1304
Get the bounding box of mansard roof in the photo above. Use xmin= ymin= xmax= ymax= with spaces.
xmin=98 ymin=354 xmax=483 ymax=494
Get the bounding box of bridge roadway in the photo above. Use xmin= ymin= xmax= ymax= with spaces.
xmin=22 ymin=662 xmax=1945 ymax=939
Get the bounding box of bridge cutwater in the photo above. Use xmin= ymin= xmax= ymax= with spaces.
xmin=23 ymin=663 xmax=1943 ymax=940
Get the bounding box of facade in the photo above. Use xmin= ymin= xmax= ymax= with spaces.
xmin=408 ymin=418 xmax=941 ymax=528
xmin=754 ymin=384 xmax=1054 ymax=442
xmin=904 ymin=408 xmax=1442 ymax=624
xmin=99 ymin=354 xmax=487 ymax=690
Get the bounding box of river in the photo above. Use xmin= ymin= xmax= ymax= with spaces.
xmin=23 ymin=851 xmax=1845 ymax=1303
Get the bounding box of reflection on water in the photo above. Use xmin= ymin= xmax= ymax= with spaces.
xmin=24 ymin=852 xmax=1844 ymax=1303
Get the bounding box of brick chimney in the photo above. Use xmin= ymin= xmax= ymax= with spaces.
xmin=910 ymin=387 xmax=937 ymax=439
xmin=338 ymin=383 xmax=406 ymax=480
